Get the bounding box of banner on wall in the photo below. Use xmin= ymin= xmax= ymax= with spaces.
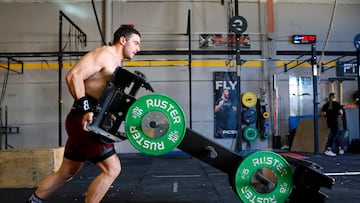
xmin=199 ymin=34 xmax=250 ymax=49
xmin=213 ymin=72 xmax=238 ymax=139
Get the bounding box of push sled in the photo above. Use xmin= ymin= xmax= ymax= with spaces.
xmin=87 ymin=67 xmax=334 ymax=203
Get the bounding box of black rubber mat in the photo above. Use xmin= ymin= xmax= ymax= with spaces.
xmin=1 ymin=152 xmax=359 ymax=203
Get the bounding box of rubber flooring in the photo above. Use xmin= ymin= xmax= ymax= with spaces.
xmin=1 ymin=152 xmax=360 ymax=203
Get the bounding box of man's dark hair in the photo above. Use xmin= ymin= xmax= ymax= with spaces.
xmin=328 ymin=93 xmax=336 ymax=110
xmin=329 ymin=93 xmax=335 ymax=100
xmin=112 ymin=26 xmax=141 ymax=44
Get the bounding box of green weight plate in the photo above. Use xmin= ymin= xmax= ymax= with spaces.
xmin=235 ymin=151 xmax=293 ymax=203
xmin=243 ymin=126 xmax=258 ymax=142
xmin=125 ymin=94 xmax=186 ymax=155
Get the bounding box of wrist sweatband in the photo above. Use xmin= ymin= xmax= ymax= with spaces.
xmin=77 ymin=96 xmax=92 ymax=113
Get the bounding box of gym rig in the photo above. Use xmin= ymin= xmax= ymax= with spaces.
xmin=87 ymin=67 xmax=335 ymax=203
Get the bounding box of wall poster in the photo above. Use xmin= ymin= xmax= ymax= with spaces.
xmin=213 ymin=72 xmax=238 ymax=139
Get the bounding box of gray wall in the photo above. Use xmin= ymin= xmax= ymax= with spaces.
xmin=0 ymin=0 xmax=359 ymax=153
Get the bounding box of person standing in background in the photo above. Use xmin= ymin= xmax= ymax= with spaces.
xmin=322 ymin=93 xmax=344 ymax=156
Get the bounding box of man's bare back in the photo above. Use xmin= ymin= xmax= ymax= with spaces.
xmin=67 ymin=46 xmax=124 ymax=100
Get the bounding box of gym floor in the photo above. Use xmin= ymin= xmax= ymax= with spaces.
xmin=1 ymin=152 xmax=359 ymax=203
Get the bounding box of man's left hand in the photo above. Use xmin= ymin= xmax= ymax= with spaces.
xmin=82 ymin=112 xmax=94 ymax=131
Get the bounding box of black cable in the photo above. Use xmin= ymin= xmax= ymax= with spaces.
xmin=91 ymin=0 xmax=106 ymax=45
xmin=0 ymin=64 xmax=10 ymax=106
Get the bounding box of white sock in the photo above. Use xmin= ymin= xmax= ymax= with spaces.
xmin=28 ymin=193 xmax=43 ymax=203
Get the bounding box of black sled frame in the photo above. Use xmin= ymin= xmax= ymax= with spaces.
xmin=87 ymin=68 xmax=334 ymax=202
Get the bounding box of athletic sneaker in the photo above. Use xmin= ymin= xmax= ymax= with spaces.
xmin=338 ymin=149 xmax=344 ymax=155
xmin=324 ymin=150 xmax=336 ymax=157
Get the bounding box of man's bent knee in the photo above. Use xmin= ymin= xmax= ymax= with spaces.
xmin=105 ymin=162 xmax=121 ymax=179
xmin=97 ymin=155 xmax=121 ymax=179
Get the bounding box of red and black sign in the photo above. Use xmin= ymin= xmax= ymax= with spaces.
xmin=200 ymin=34 xmax=250 ymax=49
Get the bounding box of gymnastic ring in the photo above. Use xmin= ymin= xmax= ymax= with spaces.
xmin=234 ymin=151 xmax=293 ymax=203
xmin=125 ymin=94 xmax=186 ymax=155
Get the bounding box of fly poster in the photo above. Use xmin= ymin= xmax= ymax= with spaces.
xmin=213 ymin=72 xmax=238 ymax=139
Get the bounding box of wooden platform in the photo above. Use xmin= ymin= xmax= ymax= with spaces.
xmin=291 ymin=117 xmax=328 ymax=153
xmin=0 ymin=146 xmax=64 ymax=188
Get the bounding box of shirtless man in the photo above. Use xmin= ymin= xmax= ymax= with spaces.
xmin=27 ymin=26 xmax=141 ymax=203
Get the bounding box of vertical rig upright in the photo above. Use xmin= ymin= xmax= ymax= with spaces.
xmin=311 ymin=43 xmax=320 ymax=155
